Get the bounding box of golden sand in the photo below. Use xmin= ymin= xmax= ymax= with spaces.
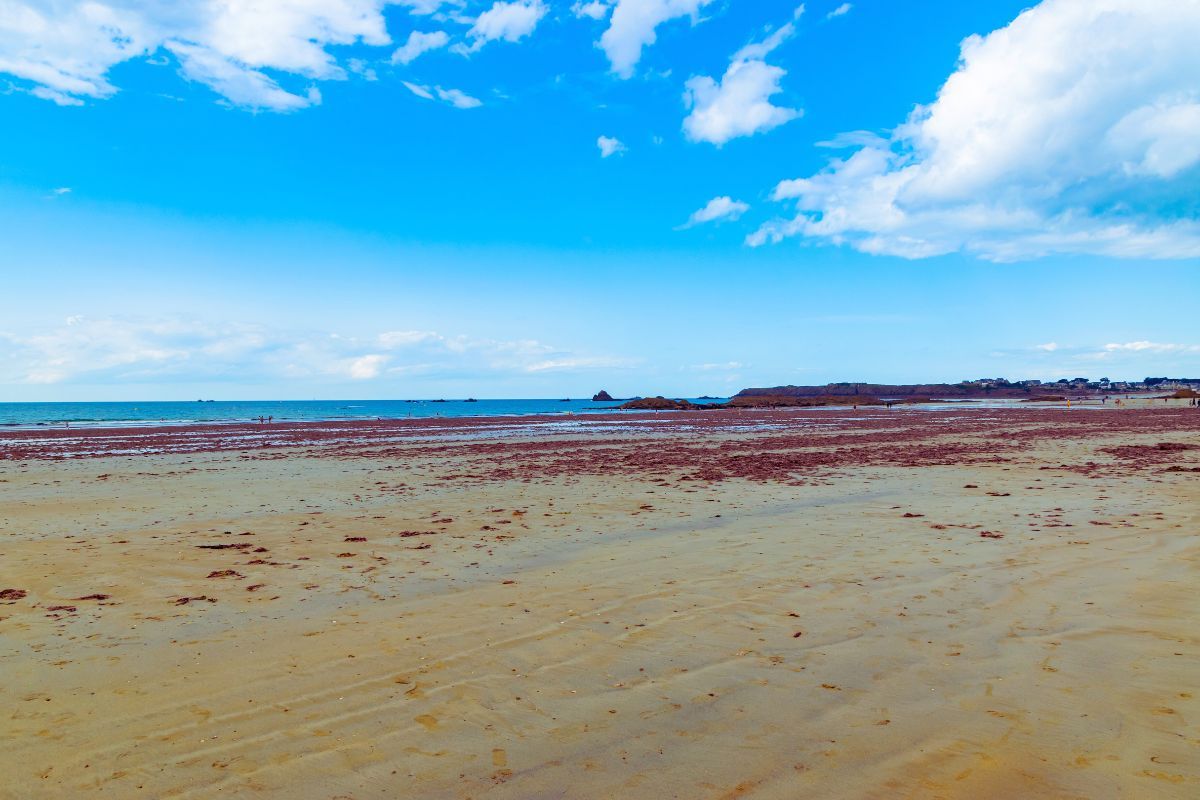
xmin=1 ymin=413 xmax=1197 ymax=798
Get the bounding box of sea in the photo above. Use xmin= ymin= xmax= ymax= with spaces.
xmin=0 ymin=399 xmax=729 ymax=429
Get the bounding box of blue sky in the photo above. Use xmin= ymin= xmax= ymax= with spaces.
xmin=1 ymin=0 xmax=1198 ymax=400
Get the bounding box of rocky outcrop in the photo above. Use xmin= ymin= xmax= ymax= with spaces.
xmin=618 ymin=396 xmax=699 ymax=410
xmin=592 ymin=390 xmax=615 ymax=402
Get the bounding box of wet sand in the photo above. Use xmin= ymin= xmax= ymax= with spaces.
xmin=2 ymin=407 xmax=1198 ymax=798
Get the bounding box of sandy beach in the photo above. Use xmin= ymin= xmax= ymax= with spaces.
xmin=2 ymin=406 xmax=1198 ymax=799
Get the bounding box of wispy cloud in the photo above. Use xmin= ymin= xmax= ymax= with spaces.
xmin=679 ymin=196 xmax=749 ymax=228
xmin=0 ymin=1 xmax=484 ymax=111
xmin=984 ymin=340 xmax=1200 ymax=377
xmin=1103 ymin=341 xmax=1200 ymax=354
xmin=825 ymin=3 xmax=851 ymax=20
xmin=404 ymin=81 xmax=482 ymax=108
xmin=0 ymin=1 xmax=409 ymax=111
xmin=0 ymin=316 xmax=632 ymax=386
xmin=392 ymin=30 xmax=450 ymax=64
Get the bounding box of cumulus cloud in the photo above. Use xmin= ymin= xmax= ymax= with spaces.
xmin=680 ymin=196 xmax=749 ymax=228
xmin=0 ymin=1 xmax=457 ymax=111
xmin=600 ymin=0 xmax=714 ymax=79
xmin=455 ymin=0 xmax=546 ymax=54
xmin=682 ymin=8 xmax=802 ymax=145
xmin=0 ymin=316 xmax=631 ymax=386
xmin=572 ymin=1 xmax=611 ymax=21
xmin=1034 ymin=342 xmax=1059 ymax=352
xmin=597 ymin=135 xmax=626 ymax=157
xmin=749 ymin=0 xmax=1200 ymax=260
xmin=403 ymin=81 xmax=481 ymax=108
xmin=348 ymin=353 xmax=389 ymax=379
xmin=392 ymin=30 xmax=450 ymax=64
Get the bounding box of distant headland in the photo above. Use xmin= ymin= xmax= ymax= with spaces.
xmin=610 ymin=377 xmax=1200 ymax=411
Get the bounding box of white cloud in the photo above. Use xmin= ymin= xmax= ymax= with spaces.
xmin=378 ymin=330 xmax=442 ymax=348
xmin=524 ymin=356 xmax=632 ymax=372
xmin=404 ymin=81 xmax=481 ymax=108
xmin=1034 ymin=342 xmax=1059 ymax=352
xmin=400 ymin=0 xmax=451 ymax=13
xmin=346 ymin=57 xmax=378 ymax=81
xmin=750 ymin=0 xmax=1200 ymax=260
xmin=0 ymin=1 xmax=457 ymax=111
xmin=31 ymin=86 xmax=85 ymax=106
xmin=680 ymin=196 xmax=749 ymax=228
xmin=167 ymin=41 xmax=322 ymax=111
xmin=600 ymin=0 xmax=714 ymax=79
xmin=402 ymin=80 xmax=435 ymax=100
xmin=572 ymin=1 xmax=611 ymax=21
xmin=682 ymin=10 xmax=801 ymax=145
xmin=0 ymin=316 xmax=631 ymax=386
xmin=1103 ymin=341 xmax=1200 ymax=354
xmin=597 ymin=134 xmax=627 ymax=157
xmin=456 ymin=0 xmax=546 ymax=54
xmin=826 ymin=3 xmax=851 ymax=19
xmin=437 ymin=86 xmax=482 ymax=108
xmin=348 ymin=353 xmax=389 ymax=379
xmin=392 ymin=30 xmax=450 ymax=64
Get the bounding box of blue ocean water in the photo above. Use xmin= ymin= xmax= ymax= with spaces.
xmin=0 ymin=398 xmax=729 ymax=429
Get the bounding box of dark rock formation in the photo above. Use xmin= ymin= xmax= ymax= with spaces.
xmin=618 ymin=396 xmax=699 ymax=410
xmin=592 ymin=390 xmax=615 ymax=402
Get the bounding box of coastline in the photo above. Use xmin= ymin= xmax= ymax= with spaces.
xmin=2 ymin=407 xmax=1198 ymax=798
xmin=1 ymin=401 xmax=1195 ymax=461
xmin=1 ymin=392 xmax=1186 ymax=433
